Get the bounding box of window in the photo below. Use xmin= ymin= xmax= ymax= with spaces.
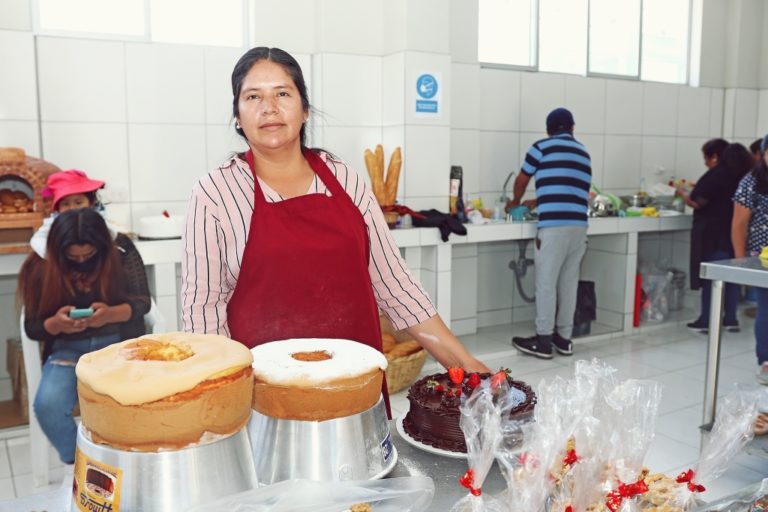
xmin=538 ymin=0 xmax=588 ymax=75
xmin=641 ymin=0 xmax=690 ymax=83
xmin=588 ymin=0 xmax=641 ymax=77
xmin=478 ymin=0 xmax=691 ymax=84
xmin=478 ymin=0 xmax=537 ymax=68
xmin=35 ymin=0 xmax=245 ymax=47
xmin=37 ymin=0 xmax=145 ymax=37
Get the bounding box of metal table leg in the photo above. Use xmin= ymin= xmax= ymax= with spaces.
xmin=702 ymin=279 xmax=724 ymax=429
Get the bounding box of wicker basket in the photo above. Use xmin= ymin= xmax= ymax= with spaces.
xmin=386 ymin=349 xmax=427 ymax=394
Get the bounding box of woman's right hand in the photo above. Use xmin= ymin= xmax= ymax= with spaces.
xmin=44 ymin=306 xmax=88 ymax=335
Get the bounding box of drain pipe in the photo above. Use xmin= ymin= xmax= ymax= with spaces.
xmin=509 ymin=239 xmax=535 ymax=303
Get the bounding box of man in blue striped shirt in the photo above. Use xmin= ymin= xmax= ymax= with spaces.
xmin=507 ymin=108 xmax=591 ymax=359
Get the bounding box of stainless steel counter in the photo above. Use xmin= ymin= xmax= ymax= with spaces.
xmin=699 ymin=257 xmax=768 ymax=432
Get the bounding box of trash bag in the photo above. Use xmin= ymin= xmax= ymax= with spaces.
xmin=573 ymin=280 xmax=597 ymax=326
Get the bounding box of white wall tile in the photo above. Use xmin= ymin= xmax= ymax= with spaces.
xmin=450 ymin=0 xmax=479 ymax=64
xmin=451 ymin=63 xmax=480 ymax=129
xmin=564 ymin=76 xmax=606 ymax=135
xmin=709 ymin=88 xmax=725 ymax=137
xmin=128 ymin=124 xmax=207 ymax=202
xmin=758 ymin=90 xmax=768 ymax=135
xmin=382 ymin=0 xmax=408 ymax=54
xmin=675 ymin=137 xmax=706 ymax=181
xmin=126 ymin=43 xmax=205 ymax=124
xmin=205 ymin=124 xmax=247 ymax=172
xmin=0 ymin=121 xmax=39 ymax=156
xmin=641 ymin=136 xmax=677 ymax=184
xmin=0 ymin=31 xmax=36 ymax=120
xmin=603 ymin=135 xmax=642 ymax=190
xmin=405 ymin=0 xmax=450 ymax=53
xmin=451 ymin=254 xmax=478 ymax=320
xmin=642 ymin=83 xmax=679 ymax=136
xmin=451 ymin=129 xmax=480 ymax=195
xmin=322 ymin=126 xmax=383 ymax=180
xmin=41 ymin=122 xmax=130 ymax=202
xmin=316 ymin=0 xmax=383 ymax=55
xmin=477 ymin=249 xmax=515 ymax=311
xmin=249 ymin=0 xmax=316 ymax=53
xmin=732 ymin=88 xmax=759 ymax=138
xmin=676 ymin=87 xmax=711 ymax=137
xmin=479 ymin=131 xmax=519 ymax=195
xmin=405 ymin=52 xmax=451 ymax=126
xmin=403 ymin=125 xmax=449 ymax=198
xmin=605 ymin=80 xmax=643 ymax=135
xmin=577 ymin=134 xmax=604 ymax=190
xmin=383 ymin=53 xmax=405 ymax=126
xmin=519 ymin=72 xmax=566 ymax=132
xmin=315 ymin=54 xmax=381 ymax=127
xmin=0 ymin=0 xmax=31 ymax=30
xmin=722 ymin=88 xmax=736 ymax=138
xmin=479 ymin=68 xmax=521 ymax=131
xmin=204 ymin=46 xmax=247 ymax=125
xmin=37 ymin=37 xmax=125 ymax=122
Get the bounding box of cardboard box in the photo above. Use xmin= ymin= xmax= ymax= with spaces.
xmin=6 ymin=338 xmax=28 ymax=421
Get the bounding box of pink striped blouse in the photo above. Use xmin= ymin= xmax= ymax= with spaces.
xmin=181 ymin=150 xmax=436 ymax=336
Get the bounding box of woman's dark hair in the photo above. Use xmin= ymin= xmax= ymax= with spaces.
xmin=755 ymin=134 xmax=768 ymax=195
xmin=17 ymin=209 xmax=124 ymax=321
xmin=750 ymin=138 xmax=763 ymax=155
xmin=231 ymin=47 xmax=310 ymax=147
xmin=701 ymin=138 xmax=729 ymax=160
xmin=721 ymin=143 xmax=753 ymax=182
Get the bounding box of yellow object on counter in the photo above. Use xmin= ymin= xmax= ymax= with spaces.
xmin=760 ymin=247 xmax=768 ymax=260
xmin=641 ymin=207 xmax=659 ymax=217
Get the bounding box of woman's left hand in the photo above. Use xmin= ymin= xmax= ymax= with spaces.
xmin=85 ymin=302 xmax=111 ymax=328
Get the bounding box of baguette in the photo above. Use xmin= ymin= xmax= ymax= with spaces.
xmin=384 ymin=147 xmax=401 ymax=205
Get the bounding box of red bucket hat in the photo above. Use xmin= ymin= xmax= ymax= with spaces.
xmin=41 ymin=170 xmax=105 ymax=209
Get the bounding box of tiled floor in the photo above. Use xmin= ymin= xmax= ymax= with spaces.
xmin=2 ymin=316 xmax=767 ymax=506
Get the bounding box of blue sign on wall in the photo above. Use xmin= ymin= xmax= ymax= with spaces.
xmin=416 ymin=74 xmax=438 ymax=99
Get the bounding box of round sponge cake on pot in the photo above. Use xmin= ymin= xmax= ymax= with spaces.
xmin=250 ymin=338 xmax=388 ymax=421
xmin=76 ymin=332 xmax=254 ymax=452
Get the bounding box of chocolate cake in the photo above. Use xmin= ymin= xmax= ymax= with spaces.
xmin=402 ymin=371 xmax=536 ymax=453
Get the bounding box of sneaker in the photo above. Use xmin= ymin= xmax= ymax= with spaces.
xmin=552 ymin=333 xmax=573 ymax=356
xmin=723 ymin=321 xmax=740 ymax=333
xmin=512 ymin=334 xmax=553 ymax=359
xmin=686 ymin=319 xmax=708 ymax=333
xmin=757 ymin=363 xmax=768 ymax=386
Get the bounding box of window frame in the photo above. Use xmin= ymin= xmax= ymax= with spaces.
xmin=31 ymin=0 xmax=249 ymax=48
xmin=478 ymin=0 xmax=693 ymax=86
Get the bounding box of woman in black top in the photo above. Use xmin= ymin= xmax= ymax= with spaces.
xmin=17 ymin=209 xmax=150 ymax=463
xmin=679 ymin=141 xmax=752 ymax=332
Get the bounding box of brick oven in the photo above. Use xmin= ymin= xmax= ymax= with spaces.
xmin=0 ymin=148 xmax=60 ymax=253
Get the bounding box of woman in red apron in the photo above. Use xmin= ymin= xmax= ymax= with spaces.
xmin=182 ymin=47 xmax=489 ymax=416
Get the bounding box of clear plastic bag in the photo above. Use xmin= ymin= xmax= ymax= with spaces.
xmin=665 ymin=389 xmax=761 ymax=511
xmin=451 ymin=377 xmax=518 ymax=512
xmin=185 ymin=476 xmax=435 ymax=512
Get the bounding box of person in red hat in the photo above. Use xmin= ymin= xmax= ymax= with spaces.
xmin=31 ymin=169 xmax=119 ymax=258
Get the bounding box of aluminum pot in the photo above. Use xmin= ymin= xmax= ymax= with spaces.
xmin=248 ymin=396 xmax=397 ymax=484
xmin=71 ymin=424 xmax=258 ymax=512
xmin=620 ymin=194 xmax=651 ymax=208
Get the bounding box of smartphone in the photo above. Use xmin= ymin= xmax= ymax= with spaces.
xmin=69 ymin=307 xmax=94 ymax=319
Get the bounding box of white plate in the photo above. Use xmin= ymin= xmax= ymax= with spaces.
xmin=395 ymin=415 xmax=467 ymax=459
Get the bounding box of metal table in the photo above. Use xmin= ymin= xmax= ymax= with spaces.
xmin=700 ymin=257 xmax=768 ymax=429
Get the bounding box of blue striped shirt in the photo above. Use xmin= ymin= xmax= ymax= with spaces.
xmin=521 ymin=133 xmax=591 ymax=228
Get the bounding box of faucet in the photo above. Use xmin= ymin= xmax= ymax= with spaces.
xmin=500 ymin=171 xmax=516 ymax=203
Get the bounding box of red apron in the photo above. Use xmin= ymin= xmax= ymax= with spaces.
xmin=227 ymin=148 xmax=389 ymax=416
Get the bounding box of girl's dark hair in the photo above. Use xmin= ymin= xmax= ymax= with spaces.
xmin=701 ymin=138 xmax=729 ymax=160
xmin=231 ymin=47 xmax=310 ymax=147
xmin=756 ymin=138 xmax=768 ymax=194
xmin=721 ymin=143 xmax=753 ymax=182
xmin=18 ymin=209 xmax=124 ymax=321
